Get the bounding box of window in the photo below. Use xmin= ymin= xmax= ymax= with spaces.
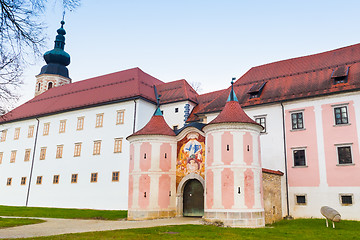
xmin=112 ymin=171 xmax=120 ymax=182
xmin=14 ymin=128 xmax=20 ymax=140
xmin=74 ymin=143 xmax=82 ymax=157
xmin=331 ymin=66 xmax=349 ymax=84
xmin=114 ymin=138 xmax=122 ymax=153
xmin=337 ymin=146 xmax=352 ymax=165
xmin=37 ymin=82 xmax=41 ymax=91
xmin=40 ymin=147 xmax=47 ymax=160
xmin=71 ymin=174 xmax=78 ymax=183
xmin=291 ymin=112 xmax=304 ymax=130
xmin=59 ymin=120 xmax=66 ymax=133
xmin=1 ymin=130 xmax=7 ymax=142
xmin=56 ymin=145 xmax=64 ymax=159
xmin=96 ymin=113 xmax=104 ymax=128
xmin=116 ymin=110 xmax=125 ymax=125
xmin=248 ymin=82 xmax=266 ymax=99
xmin=53 ymin=175 xmax=60 ymax=184
xmin=293 ymin=149 xmax=306 ymax=167
xmin=28 ymin=125 xmax=35 ymax=138
xmin=21 ymin=177 xmax=26 ymax=185
xmin=77 ymin=117 xmax=84 ymax=130
xmin=43 ymin=123 xmax=50 ymax=136
xmin=255 ymin=117 xmax=266 ymax=133
xmin=93 ymin=141 xmax=101 ymax=155
xmin=161 ymin=110 xmax=164 ymax=115
xmin=0 ymin=152 xmax=3 ymax=164
xmin=334 ymin=106 xmax=348 ymax=125
xmin=340 ymin=194 xmax=353 ymax=205
xmin=173 ymin=125 xmax=178 ymax=131
xmin=6 ymin=178 xmax=12 ymax=186
xmin=36 ymin=176 xmax=42 ymax=185
xmin=48 ymin=82 xmax=53 ymax=89
xmin=90 ymin=173 xmax=98 ymax=183
xmin=296 ymin=195 xmax=306 ymax=205
xmin=10 ymin=150 xmax=17 ymax=163
xmin=24 ymin=149 xmax=31 ymax=162
xmin=175 ymin=108 xmax=179 ymax=113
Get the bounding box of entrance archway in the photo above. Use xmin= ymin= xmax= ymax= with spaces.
xmin=183 ymin=179 xmax=204 ymax=217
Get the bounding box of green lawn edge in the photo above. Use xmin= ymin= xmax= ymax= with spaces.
xmin=0 ymin=217 xmax=45 ymax=229
xmin=22 ymin=219 xmax=360 ymax=240
xmin=0 ymin=205 xmax=127 ymax=220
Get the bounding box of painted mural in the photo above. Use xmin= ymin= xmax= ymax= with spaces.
xmin=176 ymin=132 xmax=205 ymax=188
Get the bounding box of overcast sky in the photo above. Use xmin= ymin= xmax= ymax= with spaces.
xmin=18 ymin=0 xmax=360 ymax=106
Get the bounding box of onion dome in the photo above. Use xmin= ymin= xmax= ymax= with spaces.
xmin=39 ymin=21 xmax=70 ymax=78
xmin=208 ymin=79 xmax=260 ymax=126
xmin=127 ymin=106 xmax=176 ymax=138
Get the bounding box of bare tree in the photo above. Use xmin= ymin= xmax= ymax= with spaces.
xmin=189 ymin=81 xmax=203 ymax=94
xmin=0 ymin=0 xmax=80 ymax=114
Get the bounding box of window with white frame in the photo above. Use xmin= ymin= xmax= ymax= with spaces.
xmin=337 ymin=145 xmax=352 ymax=165
xmin=255 ymin=116 xmax=266 ymax=133
xmin=293 ymin=148 xmax=306 ymax=167
xmin=334 ymin=106 xmax=349 ymax=125
xmin=291 ymin=112 xmax=304 ymax=130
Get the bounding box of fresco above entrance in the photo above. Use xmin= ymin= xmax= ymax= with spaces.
xmin=176 ymin=132 xmax=205 ymax=188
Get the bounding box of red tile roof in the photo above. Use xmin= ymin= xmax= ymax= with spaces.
xmin=262 ymin=168 xmax=284 ymax=176
xmin=157 ymin=79 xmax=198 ymax=104
xmin=207 ymin=100 xmax=259 ymax=126
xmin=127 ymin=115 xmax=176 ymax=138
xmin=189 ymin=43 xmax=360 ymax=120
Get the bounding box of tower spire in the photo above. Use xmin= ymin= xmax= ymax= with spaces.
xmin=227 ymin=77 xmax=238 ymax=102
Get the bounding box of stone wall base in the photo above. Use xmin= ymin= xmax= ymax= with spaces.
xmin=128 ymin=210 xmax=176 ymax=220
xmin=204 ymin=210 xmax=265 ymax=228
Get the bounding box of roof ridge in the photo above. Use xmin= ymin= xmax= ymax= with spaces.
xmin=236 ymin=60 xmax=360 ymax=86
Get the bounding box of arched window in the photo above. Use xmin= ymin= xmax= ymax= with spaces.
xmin=48 ymin=82 xmax=53 ymax=89
xmin=37 ymin=83 xmax=41 ymax=91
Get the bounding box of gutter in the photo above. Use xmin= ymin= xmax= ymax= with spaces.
xmin=281 ymin=102 xmax=292 ymax=219
xmin=133 ymin=100 xmax=137 ymax=133
xmin=26 ymin=118 xmax=40 ymax=206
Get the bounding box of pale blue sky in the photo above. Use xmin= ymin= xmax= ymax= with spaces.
xmin=19 ymin=0 xmax=360 ymax=104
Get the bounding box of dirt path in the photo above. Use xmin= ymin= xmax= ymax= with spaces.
xmin=0 ymin=216 xmax=202 ymax=239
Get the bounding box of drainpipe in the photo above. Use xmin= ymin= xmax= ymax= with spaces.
xmin=133 ymin=100 xmax=137 ymax=133
xmin=281 ymin=102 xmax=292 ymax=219
xmin=26 ymin=118 xmax=40 ymax=206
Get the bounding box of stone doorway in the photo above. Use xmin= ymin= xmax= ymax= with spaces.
xmin=183 ymin=179 xmax=204 ymax=217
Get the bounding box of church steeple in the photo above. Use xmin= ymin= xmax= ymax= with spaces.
xmin=35 ymin=20 xmax=72 ymax=96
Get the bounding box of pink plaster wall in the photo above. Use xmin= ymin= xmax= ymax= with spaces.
xmin=221 ymin=168 xmax=234 ymax=209
xmin=129 ymin=144 xmax=134 ymax=172
xmin=322 ymin=101 xmax=360 ymax=186
xmin=222 ymin=131 xmax=234 ymax=165
xmin=244 ymin=169 xmax=254 ymax=209
xmin=206 ymin=170 xmax=214 ymax=209
xmin=140 ymin=142 xmax=151 ymax=171
xmin=138 ymin=174 xmax=150 ymax=208
xmin=286 ymin=106 xmax=320 ymax=187
xmin=160 ymin=143 xmax=172 ymax=171
xmin=207 ymin=134 xmax=214 ymax=167
xmin=243 ymin=132 xmax=253 ymax=165
xmin=158 ymin=174 xmax=171 ymax=209
xmin=128 ymin=175 xmax=133 ymax=208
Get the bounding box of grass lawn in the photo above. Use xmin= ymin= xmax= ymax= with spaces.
xmin=0 ymin=217 xmax=44 ymax=229
xmin=25 ymin=219 xmax=360 ymax=240
xmin=0 ymin=205 xmax=127 ymax=220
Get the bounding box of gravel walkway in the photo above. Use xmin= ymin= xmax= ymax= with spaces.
xmin=0 ymin=216 xmax=202 ymax=239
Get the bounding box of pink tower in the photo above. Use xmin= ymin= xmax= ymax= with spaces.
xmin=126 ymin=106 xmax=177 ymax=220
xmin=203 ymin=80 xmax=265 ymax=227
